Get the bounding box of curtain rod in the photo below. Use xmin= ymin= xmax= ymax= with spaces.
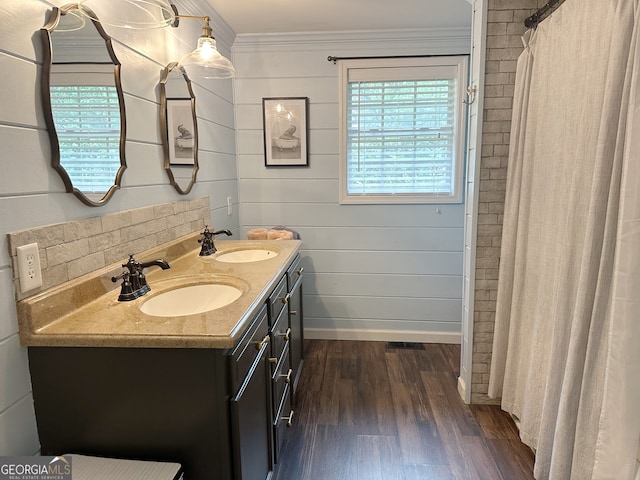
xmin=327 ymin=54 xmax=461 ymax=64
xmin=524 ymin=0 xmax=566 ymax=28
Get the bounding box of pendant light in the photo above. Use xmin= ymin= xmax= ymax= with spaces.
xmin=77 ymin=0 xmax=176 ymax=29
xmin=172 ymin=13 xmax=235 ymax=79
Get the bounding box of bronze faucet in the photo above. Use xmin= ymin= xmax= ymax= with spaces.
xmin=198 ymin=226 xmax=232 ymax=256
xmin=111 ymin=255 xmax=171 ymax=301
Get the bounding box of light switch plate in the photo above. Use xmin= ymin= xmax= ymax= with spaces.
xmin=17 ymin=242 xmax=43 ymax=293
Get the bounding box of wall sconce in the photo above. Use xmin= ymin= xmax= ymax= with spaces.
xmin=171 ymin=5 xmax=235 ymax=79
xmin=78 ymin=0 xmax=176 ymax=29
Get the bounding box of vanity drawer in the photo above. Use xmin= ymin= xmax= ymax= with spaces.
xmin=286 ymin=254 xmax=303 ymax=290
xmin=272 ymin=355 xmax=293 ymax=464
xmin=271 ymin=348 xmax=291 ymax=424
xmin=268 ymin=275 xmax=288 ymax=325
xmin=269 ymin=306 xmax=290 ymax=364
xmin=228 ymin=305 xmax=269 ymax=394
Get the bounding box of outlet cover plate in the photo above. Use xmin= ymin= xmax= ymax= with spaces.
xmin=17 ymin=243 xmax=43 ymax=293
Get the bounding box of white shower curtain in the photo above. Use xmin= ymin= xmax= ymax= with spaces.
xmin=488 ymin=0 xmax=640 ymax=479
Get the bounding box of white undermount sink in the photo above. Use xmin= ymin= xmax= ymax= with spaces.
xmin=215 ymin=249 xmax=278 ymax=263
xmin=140 ymin=284 xmax=242 ymax=317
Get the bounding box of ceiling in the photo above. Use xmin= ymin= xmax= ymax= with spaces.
xmin=205 ymin=0 xmax=472 ymax=35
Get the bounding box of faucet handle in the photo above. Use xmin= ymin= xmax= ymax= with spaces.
xmin=198 ymin=225 xmax=214 ymax=244
xmin=121 ymin=254 xmax=142 ymax=274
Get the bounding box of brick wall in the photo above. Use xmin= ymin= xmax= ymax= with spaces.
xmin=471 ymin=0 xmax=537 ymax=404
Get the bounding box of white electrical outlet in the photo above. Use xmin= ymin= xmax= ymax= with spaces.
xmin=227 ymin=196 xmax=232 ymax=215
xmin=17 ymin=242 xmax=43 ymax=293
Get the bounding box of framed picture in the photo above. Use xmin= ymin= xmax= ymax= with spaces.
xmin=262 ymin=97 xmax=308 ymax=166
xmin=166 ymin=98 xmax=195 ymax=165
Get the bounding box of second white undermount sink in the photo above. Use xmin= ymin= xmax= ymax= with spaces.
xmin=140 ymin=284 xmax=242 ymax=317
xmin=215 ymin=249 xmax=278 ymax=263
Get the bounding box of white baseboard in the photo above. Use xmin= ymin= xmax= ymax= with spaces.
xmin=304 ymin=328 xmax=461 ymax=344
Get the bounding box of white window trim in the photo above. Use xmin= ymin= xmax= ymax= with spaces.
xmin=339 ymin=55 xmax=468 ymax=205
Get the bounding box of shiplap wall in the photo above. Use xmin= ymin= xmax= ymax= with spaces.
xmin=233 ymin=26 xmax=472 ymax=342
xmin=0 ymin=0 xmax=237 ymax=455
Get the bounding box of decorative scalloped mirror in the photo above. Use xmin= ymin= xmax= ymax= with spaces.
xmin=41 ymin=3 xmax=127 ymax=206
xmin=159 ymin=62 xmax=199 ymax=194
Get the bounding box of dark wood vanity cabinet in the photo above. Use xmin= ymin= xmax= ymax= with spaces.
xmin=267 ymin=274 xmax=292 ymax=465
xmin=265 ymin=254 xmax=304 ymax=466
xmin=229 ymin=306 xmax=272 ymax=480
xmin=286 ymin=254 xmax=304 ymax=400
xmin=27 ymin=255 xmax=305 ymax=480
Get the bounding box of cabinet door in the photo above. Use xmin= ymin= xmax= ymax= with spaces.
xmin=288 ymin=278 xmax=304 ymax=400
xmin=230 ymin=332 xmax=272 ymax=480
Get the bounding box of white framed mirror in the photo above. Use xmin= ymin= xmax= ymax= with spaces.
xmin=159 ymin=62 xmax=199 ymax=194
xmin=41 ymin=3 xmax=127 ymax=207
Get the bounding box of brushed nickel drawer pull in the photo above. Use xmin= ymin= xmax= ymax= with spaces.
xmin=279 ymin=368 xmax=293 ymax=384
xmin=268 ymin=357 xmax=278 ymax=364
xmin=281 ymin=409 xmax=294 ymax=427
xmin=277 ymin=328 xmax=291 ymax=341
xmin=290 ymin=310 xmax=297 ymax=316
xmin=282 ymin=293 xmax=291 ymax=304
xmin=255 ymin=335 xmax=270 ymax=351
xmin=297 ymin=267 xmax=304 ymax=276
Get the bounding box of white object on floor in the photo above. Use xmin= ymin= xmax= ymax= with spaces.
xmin=65 ymin=454 xmax=182 ymax=479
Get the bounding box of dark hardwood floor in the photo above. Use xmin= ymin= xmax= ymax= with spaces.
xmin=273 ymin=340 xmax=535 ymax=480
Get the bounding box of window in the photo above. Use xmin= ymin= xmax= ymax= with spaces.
xmin=339 ymin=56 xmax=468 ymax=204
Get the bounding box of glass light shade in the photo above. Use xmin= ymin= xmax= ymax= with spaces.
xmin=179 ymin=36 xmax=235 ymax=79
xmin=78 ymin=0 xmax=175 ymax=29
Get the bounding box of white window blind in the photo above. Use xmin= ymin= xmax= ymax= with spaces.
xmin=339 ymin=56 xmax=468 ymax=204
xmin=50 ymin=85 xmax=121 ymax=194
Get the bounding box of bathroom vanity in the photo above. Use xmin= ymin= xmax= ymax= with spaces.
xmin=17 ymin=233 xmax=304 ymax=480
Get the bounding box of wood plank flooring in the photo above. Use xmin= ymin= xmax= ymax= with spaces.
xmin=273 ymin=340 xmax=535 ymax=480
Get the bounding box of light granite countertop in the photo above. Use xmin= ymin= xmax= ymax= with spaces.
xmin=17 ymin=232 xmax=301 ymax=349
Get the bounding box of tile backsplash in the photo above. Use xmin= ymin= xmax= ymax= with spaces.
xmin=8 ymin=197 xmax=211 ymax=301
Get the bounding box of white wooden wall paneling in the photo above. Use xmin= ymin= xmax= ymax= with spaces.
xmin=234 ymin=77 xmax=337 ymax=104
xmin=0 ymin=394 xmax=39 ymax=456
xmin=300 ymin=251 xmax=462 ymax=276
xmin=0 ymin=54 xmax=42 ymax=127
xmin=0 ymin=2 xmax=48 ymax=60
xmin=125 ymin=95 xmax=162 ymax=143
xmin=197 ymin=151 xmax=239 ymax=182
xmin=121 ymin=143 xmax=166 ymax=187
xmin=304 ymin=295 xmax=461 ymax=322
xmin=0 ymin=336 xmax=32 ymax=411
xmin=0 ymin=269 xmax=19 ymax=341
xmin=237 ymin=154 xmax=338 ymax=179
xmin=193 ymin=87 xmax=235 ymax=129
xmin=243 ymin=226 xmax=463 ymax=251
xmin=239 ymin=178 xmax=336 ymax=203
xmin=196 ymin=118 xmax=236 ymax=154
xmin=309 ymin=273 xmax=462 ymax=299
xmin=304 ymin=317 xmax=462 ymax=334
xmin=241 ymin=203 xmax=464 ymax=227
xmin=232 ymin=51 xmax=338 ymax=79
xmin=0 ymin=126 xmax=52 ymax=195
